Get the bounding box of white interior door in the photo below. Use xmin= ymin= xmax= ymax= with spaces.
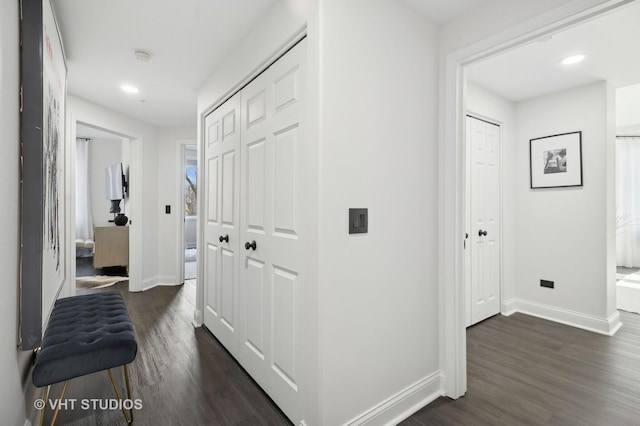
xmin=468 ymin=115 xmax=501 ymax=326
xmin=238 ymin=40 xmax=306 ymax=422
xmin=203 ymin=94 xmax=241 ymax=356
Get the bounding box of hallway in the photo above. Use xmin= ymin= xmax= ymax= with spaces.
xmin=43 ymin=280 xmax=640 ymax=425
xmin=44 ymin=281 xmax=290 ymax=425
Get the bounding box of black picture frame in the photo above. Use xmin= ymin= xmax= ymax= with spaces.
xmin=19 ymin=0 xmax=67 ymax=350
xmin=530 ymin=131 xmax=583 ymax=189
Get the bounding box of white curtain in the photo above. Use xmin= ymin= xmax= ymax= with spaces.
xmin=75 ymin=139 xmax=93 ymax=241
xmin=616 ymin=136 xmax=640 ymax=267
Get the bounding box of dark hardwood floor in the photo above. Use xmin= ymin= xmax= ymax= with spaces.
xmin=402 ymin=311 xmax=640 ymax=426
xmin=41 ymin=279 xmax=640 ymax=425
xmin=42 ymin=281 xmax=290 ymax=425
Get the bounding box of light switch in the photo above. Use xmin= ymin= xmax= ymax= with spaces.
xmin=349 ymin=208 xmax=368 ymax=234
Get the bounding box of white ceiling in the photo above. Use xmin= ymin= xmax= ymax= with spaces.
xmin=51 ymin=0 xmax=278 ymax=128
xmin=402 ymin=0 xmax=492 ymax=24
xmin=467 ymin=1 xmax=640 ymax=103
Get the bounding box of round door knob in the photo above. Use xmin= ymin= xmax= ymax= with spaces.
xmin=219 ymin=234 xmax=229 ymax=243
xmin=245 ymin=240 xmax=257 ymax=251
xmin=478 ymin=230 xmax=487 ymax=237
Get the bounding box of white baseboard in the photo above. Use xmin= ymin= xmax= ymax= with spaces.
xmin=345 ymin=371 xmax=443 ymax=426
xmin=141 ymin=275 xmax=179 ymax=291
xmin=502 ymin=297 xmax=518 ymax=316
xmin=192 ymin=308 xmax=203 ymax=327
xmin=502 ymin=298 xmax=622 ymax=336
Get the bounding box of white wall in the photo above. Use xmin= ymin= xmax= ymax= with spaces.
xmin=89 ymin=138 xmax=123 ymax=226
xmin=319 ymin=1 xmax=440 ymax=424
xmin=156 ymin=125 xmax=196 ymax=285
xmin=466 ymin=82 xmax=517 ymax=308
xmin=513 ymin=82 xmax=617 ymax=328
xmin=0 ymin=1 xmax=33 ymax=424
xmin=616 ymin=84 xmax=640 ymax=134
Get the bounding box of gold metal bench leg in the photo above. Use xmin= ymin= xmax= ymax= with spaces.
xmin=50 ymin=381 xmax=69 ymax=426
xmin=108 ymin=365 xmax=133 ymax=424
xmin=39 ymin=381 xmax=69 ymax=426
xmin=124 ymin=364 xmax=133 ymax=423
xmin=39 ymin=385 xmax=49 ymax=426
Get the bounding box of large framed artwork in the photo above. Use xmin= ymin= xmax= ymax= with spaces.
xmin=19 ymin=0 xmax=67 ymax=350
xmin=530 ymin=131 xmax=583 ymax=189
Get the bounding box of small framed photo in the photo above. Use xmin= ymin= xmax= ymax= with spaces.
xmin=530 ymin=131 xmax=582 ymax=189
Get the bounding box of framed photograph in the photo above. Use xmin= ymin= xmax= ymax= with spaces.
xmin=530 ymin=131 xmax=582 ymax=189
xmin=19 ymin=0 xmax=67 ymax=350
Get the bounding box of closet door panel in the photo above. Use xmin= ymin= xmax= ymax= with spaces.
xmin=203 ymin=93 xmax=241 ymax=357
xmin=238 ymin=39 xmax=307 ymax=424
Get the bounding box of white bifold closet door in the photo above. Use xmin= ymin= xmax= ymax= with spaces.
xmin=203 ymin=39 xmax=307 ymax=423
xmin=468 ymin=115 xmax=501 ymax=326
xmin=204 ymin=93 xmax=241 ymax=355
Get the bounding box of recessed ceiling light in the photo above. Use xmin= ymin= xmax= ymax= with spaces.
xmin=121 ymin=85 xmax=139 ymax=94
xmin=561 ymin=54 xmax=586 ymax=66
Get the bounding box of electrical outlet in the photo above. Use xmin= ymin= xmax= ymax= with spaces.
xmin=540 ymin=279 xmax=554 ymax=289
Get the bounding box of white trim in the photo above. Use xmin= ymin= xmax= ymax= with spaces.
xmin=502 ymin=297 xmax=519 ymax=316
xmin=176 ymin=141 xmax=197 ymax=286
xmin=344 ymin=371 xmax=443 ymax=426
xmin=502 ymin=298 xmax=623 ymax=336
xmin=192 ymin=308 xmax=203 ymax=327
xmin=139 ymin=275 xmax=180 ymax=292
xmin=441 ymin=0 xmax=634 ymax=400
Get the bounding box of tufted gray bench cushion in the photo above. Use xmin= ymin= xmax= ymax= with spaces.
xmin=32 ymin=291 xmax=137 ymax=387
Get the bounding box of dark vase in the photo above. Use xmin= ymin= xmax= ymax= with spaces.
xmin=114 ymin=213 xmax=128 ymax=226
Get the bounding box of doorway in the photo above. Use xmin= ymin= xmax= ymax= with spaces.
xmin=65 ymin=114 xmax=142 ymax=298
xmin=74 ymin=123 xmax=131 ymax=291
xmin=615 ymin=84 xmax=640 ymax=313
xmin=183 ymin=144 xmax=198 ymax=281
xmin=443 ymin=0 xmax=634 ymax=400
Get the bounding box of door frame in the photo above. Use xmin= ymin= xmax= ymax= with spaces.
xmin=441 ymin=0 xmax=633 ymax=399
xmin=464 ymin=113 xmax=503 ymax=327
xmin=64 ymin=112 xmax=143 ymax=296
xmin=176 ymin=141 xmax=197 ymax=285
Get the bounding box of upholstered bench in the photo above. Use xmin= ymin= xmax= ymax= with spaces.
xmin=33 ymin=292 xmax=137 ymax=425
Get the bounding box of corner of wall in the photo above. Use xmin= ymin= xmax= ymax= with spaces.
xmin=343 ymin=371 xmax=444 ymax=426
